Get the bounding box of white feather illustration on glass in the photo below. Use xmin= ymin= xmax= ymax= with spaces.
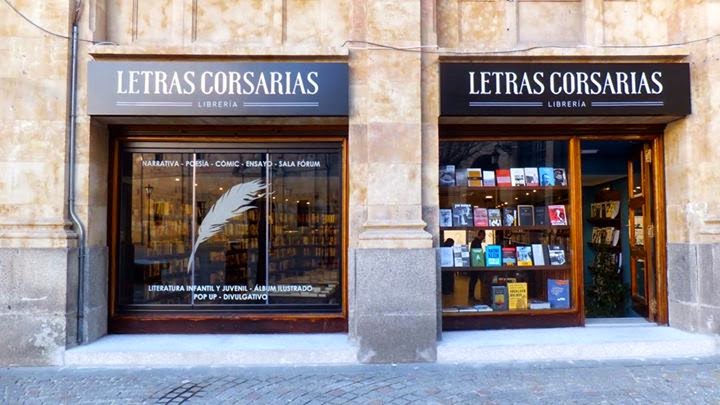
xmin=187 ymin=178 xmax=266 ymax=272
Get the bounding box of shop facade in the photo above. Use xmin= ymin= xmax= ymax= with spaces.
xmin=437 ymin=62 xmax=690 ymax=330
xmin=90 ymin=61 xmax=350 ymax=334
xmin=1 ymin=0 xmax=719 ymax=366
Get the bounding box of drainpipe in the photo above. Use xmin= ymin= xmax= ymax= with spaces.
xmin=67 ymin=9 xmax=86 ymax=344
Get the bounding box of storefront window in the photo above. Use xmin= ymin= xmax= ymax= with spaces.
xmin=117 ymin=144 xmax=342 ymax=313
xmin=439 ymin=140 xmax=573 ymax=315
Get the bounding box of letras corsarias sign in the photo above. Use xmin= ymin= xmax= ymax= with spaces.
xmin=440 ymin=63 xmax=691 ymax=116
xmin=88 ymin=61 xmax=348 ymax=116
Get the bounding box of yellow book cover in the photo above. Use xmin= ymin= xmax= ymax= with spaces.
xmin=467 ymin=168 xmax=483 ymax=187
xmin=507 ymin=282 xmax=528 ymax=310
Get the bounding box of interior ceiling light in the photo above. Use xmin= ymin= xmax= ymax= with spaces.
xmin=581 ymin=149 xmax=599 ymax=154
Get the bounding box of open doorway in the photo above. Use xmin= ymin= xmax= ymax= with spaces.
xmin=580 ymin=139 xmax=664 ymax=322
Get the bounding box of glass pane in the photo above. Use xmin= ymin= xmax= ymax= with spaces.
xmin=268 ymin=152 xmax=342 ymax=308
xmin=439 ymin=140 xmax=572 ymax=313
xmin=633 ymin=207 xmax=644 ymax=246
xmin=118 ymin=152 xmax=193 ymax=307
xmin=635 ymin=259 xmax=646 ymax=298
xmin=191 ymin=152 xmax=267 ymax=307
xmin=118 ymin=145 xmax=343 ymax=313
xmin=632 ymin=154 xmax=642 ymax=196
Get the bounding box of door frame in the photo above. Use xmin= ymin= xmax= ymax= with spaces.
xmin=577 ymin=134 xmax=668 ymax=325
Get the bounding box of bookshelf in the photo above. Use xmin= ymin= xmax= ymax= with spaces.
xmin=438 ymin=140 xmax=574 ymax=323
xmin=587 ymin=196 xmax=622 ymax=252
xmin=268 ymin=209 xmax=341 ymax=304
xmin=134 ymin=202 xmax=342 ymax=305
xmin=585 ymin=190 xmax=625 ymax=317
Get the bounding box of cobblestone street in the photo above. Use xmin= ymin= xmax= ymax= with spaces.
xmin=2 ymin=357 xmax=720 ymax=404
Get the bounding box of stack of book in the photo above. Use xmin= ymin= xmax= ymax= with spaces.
xmin=440 ymin=244 xmax=567 ymax=267
xmin=590 ymin=200 xmax=620 ymax=219
xmin=439 ymin=166 xmax=568 ymax=187
xmin=488 ymin=279 xmax=570 ymax=312
xmin=591 ymin=226 xmax=620 ymax=246
xmin=491 ymin=281 xmax=530 ymax=311
xmin=439 ymin=204 xmax=567 ymax=227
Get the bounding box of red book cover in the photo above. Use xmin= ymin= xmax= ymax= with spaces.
xmin=548 ymin=205 xmax=568 ymax=226
xmin=496 ymin=169 xmax=511 ymax=187
xmin=501 ymin=247 xmax=517 ymax=266
xmin=473 ymin=206 xmax=489 ymax=227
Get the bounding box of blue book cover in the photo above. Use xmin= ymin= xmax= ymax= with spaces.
xmin=547 ymin=279 xmax=570 ymax=309
xmin=539 ymin=167 xmax=555 ymax=186
xmin=485 ymin=245 xmax=502 ymax=267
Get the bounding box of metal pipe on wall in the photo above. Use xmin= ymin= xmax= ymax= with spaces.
xmin=67 ymin=6 xmax=87 ymax=344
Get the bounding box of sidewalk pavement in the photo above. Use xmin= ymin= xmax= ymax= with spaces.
xmin=62 ymin=323 xmax=720 ymax=367
xmin=2 ymin=357 xmax=720 ymax=404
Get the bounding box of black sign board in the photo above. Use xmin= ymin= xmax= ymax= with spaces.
xmin=440 ymin=63 xmax=691 ymax=116
xmin=88 ymin=61 xmax=348 ymax=116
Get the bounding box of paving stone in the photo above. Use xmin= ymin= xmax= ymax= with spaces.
xmin=1 ymin=358 xmax=720 ymax=404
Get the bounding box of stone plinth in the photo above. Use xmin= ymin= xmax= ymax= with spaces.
xmin=351 ymin=248 xmax=437 ymax=363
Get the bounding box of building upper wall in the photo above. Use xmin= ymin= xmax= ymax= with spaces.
xmin=0 ymin=0 xmax=71 ymax=248
xmin=88 ymin=0 xmax=720 ymax=52
xmin=435 ymin=0 xmax=719 ymax=50
xmin=104 ymin=0 xmax=350 ymax=48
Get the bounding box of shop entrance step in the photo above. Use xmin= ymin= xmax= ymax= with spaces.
xmin=585 ymin=317 xmax=657 ymax=327
xmin=437 ymin=325 xmax=719 ymax=364
xmin=64 ymin=334 xmax=357 ymax=367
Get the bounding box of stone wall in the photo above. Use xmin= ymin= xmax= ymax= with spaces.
xmin=0 ymin=0 xmax=71 ymax=246
xmin=0 ymin=0 xmax=75 ymax=366
xmin=104 ymin=0 xmax=350 ymax=48
xmin=662 ymin=0 xmax=720 ymax=334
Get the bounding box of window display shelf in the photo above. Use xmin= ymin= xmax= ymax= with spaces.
xmin=442 ymin=265 xmax=571 ymax=272
xmin=441 ymin=226 xmax=569 ymax=231
xmin=442 ymin=308 xmax=575 ymax=316
xmin=440 ymin=185 xmax=569 ymax=193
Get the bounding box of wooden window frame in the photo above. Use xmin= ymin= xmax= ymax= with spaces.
xmin=107 ymin=125 xmax=349 ymax=333
xmin=439 ymin=124 xmax=668 ymax=330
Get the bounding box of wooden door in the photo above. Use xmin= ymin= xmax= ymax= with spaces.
xmin=627 ymin=143 xmax=657 ymax=321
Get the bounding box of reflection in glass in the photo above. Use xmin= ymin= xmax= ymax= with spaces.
xmin=269 ymin=152 xmax=342 ymax=306
xmin=117 ymin=147 xmax=343 ymax=313
xmin=192 ymin=152 xmax=266 ymax=306
xmin=119 ymin=152 xmax=193 ymax=306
